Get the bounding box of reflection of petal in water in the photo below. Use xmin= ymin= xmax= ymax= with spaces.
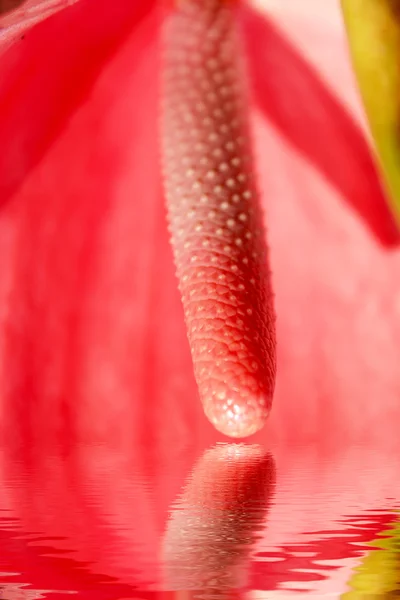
xmin=0 ymin=443 xmax=164 ymax=598
xmin=3 ymin=444 xmax=160 ymax=589
xmin=162 ymin=443 xmax=275 ymax=598
xmin=0 ymin=582 xmax=47 ymax=599
xmin=0 ymin=510 xmax=139 ymax=599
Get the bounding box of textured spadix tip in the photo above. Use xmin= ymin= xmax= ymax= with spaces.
xmin=203 ymin=388 xmax=272 ymax=438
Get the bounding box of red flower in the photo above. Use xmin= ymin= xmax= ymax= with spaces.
xmin=1 ymin=0 xmax=399 ymax=446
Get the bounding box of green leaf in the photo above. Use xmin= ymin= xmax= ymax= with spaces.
xmin=341 ymin=0 xmax=400 ymax=224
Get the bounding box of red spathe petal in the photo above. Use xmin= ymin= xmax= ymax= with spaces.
xmin=0 ymin=0 xmax=188 ymax=448
xmin=244 ymin=1 xmax=400 ymax=443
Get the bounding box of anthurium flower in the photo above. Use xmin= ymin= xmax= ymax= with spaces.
xmin=1 ymin=0 xmax=400 ymax=449
xmin=2 ymin=3 xmax=400 ymax=599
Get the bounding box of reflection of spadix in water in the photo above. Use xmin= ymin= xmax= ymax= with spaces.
xmin=162 ymin=443 xmax=275 ymax=598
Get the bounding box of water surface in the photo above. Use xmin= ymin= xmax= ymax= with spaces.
xmin=0 ymin=440 xmax=399 ymax=598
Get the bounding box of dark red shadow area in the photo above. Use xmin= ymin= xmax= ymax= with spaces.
xmin=0 ymin=0 xmax=25 ymax=17
xmin=0 ymin=0 xmax=155 ymax=208
xmin=241 ymin=6 xmax=400 ymax=248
